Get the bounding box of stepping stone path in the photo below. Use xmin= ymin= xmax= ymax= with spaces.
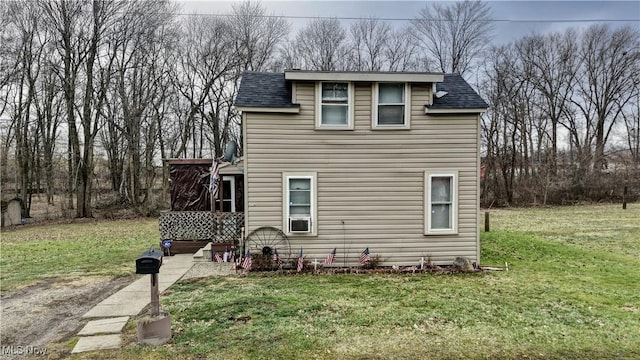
xmin=71 ymin=254 xmax=195 ymax=354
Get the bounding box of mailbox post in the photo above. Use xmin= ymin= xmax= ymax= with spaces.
xmin=135 ymin=247 xmax=171 ymax=345
xmin=136 ymin=248 xmax=163 ymax=316
xmin=150 ymin=273 xmax=159 ymax=316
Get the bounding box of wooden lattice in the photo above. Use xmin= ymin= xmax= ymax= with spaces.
xmin=213 ymin=212 xmax=245 ymax=244
xmin=159 ymin=211 xmax=244 ymax=244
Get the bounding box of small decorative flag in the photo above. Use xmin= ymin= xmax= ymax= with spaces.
xmin=360 ymin=247 xmax=370 ymax=266
xmin=214 ymin=252 xmax=223 ymax=263
xmin=297 ymin=248 xmax=304 ymax=272
xmin=242 ymin=251 xmax=252 ymax=270
xmin=324 ymin=248 xmax=336 ymax=265
xmin=273 ymin=248 xmax=282 ymax=265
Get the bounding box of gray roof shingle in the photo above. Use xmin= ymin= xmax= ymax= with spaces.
xmin=234 ymin=71 xmax=487 ymax=111
xmin=235 ymin=72 xmax=298 ymax=108
xmin=428 ymin=74 xmax=488 ymax=110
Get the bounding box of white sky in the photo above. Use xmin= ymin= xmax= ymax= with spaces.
xmin=178 ymin=0 xmax=640 ymax=44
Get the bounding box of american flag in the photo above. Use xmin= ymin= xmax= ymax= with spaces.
xmin=324 ymin=248 xmax=336 ymax=265
xmin=214 ymin=252 xmax=223 ymax=263
xmin=209 ymin=158 xmax=220 ymax=200
xmin=273 ymin=248 xmax=282 ymax=265
xmin=296 ymin=248 xmax=304 ymax=272
xmin=242 ymin=251 xmax=252 ymax=270
xmin=360 ymin=247 xmax=370 ymax=266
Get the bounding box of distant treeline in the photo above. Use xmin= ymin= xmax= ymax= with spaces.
xmin=0 ymin=0 xmax=638 ymax=218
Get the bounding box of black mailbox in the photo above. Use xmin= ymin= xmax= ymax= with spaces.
xmin=136 ymin=248 xmax=163 ymax=274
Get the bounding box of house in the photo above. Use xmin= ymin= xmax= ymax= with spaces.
xmin=234 ymin=70 xmax=488 ymax=266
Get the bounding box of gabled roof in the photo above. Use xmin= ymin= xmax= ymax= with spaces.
xmin=426 ymin=74 xmax=488 ymax=112
xmin=235 ymin=71 xmax=488 ymax=113
xmin=235 ymin=72 xmax=299 ymax=110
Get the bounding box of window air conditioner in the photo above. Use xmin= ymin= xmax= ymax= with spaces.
xmin=289 ymin=217 xmax=311 ymax=233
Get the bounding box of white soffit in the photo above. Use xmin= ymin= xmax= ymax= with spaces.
xmin=285 ymin=70 xmax=444 ymax=83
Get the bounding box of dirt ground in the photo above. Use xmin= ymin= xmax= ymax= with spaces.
xmin=0 ymin=275 xmax=134 ymax=359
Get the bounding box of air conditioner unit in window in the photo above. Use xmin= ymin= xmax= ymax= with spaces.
xmin=289 ymin=217 xmax=311 ymax=233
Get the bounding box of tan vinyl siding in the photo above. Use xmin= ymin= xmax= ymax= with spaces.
xmin=244 ymin=81 xmax=479 ymax=266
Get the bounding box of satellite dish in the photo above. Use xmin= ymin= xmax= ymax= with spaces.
xmin=435 ymin=91 xmax=448 ymax=99
xmin=223 ymin=141 xmax=237 ymax=163
xmin=436 ymin=91 xmax=448 ymax=99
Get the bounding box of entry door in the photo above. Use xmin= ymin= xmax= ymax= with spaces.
xmin=215 ymin=176 xmax=236 ymax=212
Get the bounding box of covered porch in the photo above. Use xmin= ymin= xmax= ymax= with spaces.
xmin=159 ymin=158 xmax=244 ymax=255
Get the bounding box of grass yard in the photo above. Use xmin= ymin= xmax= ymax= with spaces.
xmin=111 ymin=203 xmax=639 ymax=360
xmin=1 ymin=204 xmax=638 ymax=359
xmin=0 ymin=219 xmax=159 ymax=291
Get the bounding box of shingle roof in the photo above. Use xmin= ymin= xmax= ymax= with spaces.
xmin=235 ymin=72 xmax=298 ymax=108
xmin=428 ymin=74 xmax=488 ymax=110
xmin=234 ymin=71 xmax=488 ymax=111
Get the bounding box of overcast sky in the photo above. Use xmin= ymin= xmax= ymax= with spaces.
xmin=179 ymin=0 xmax=640 ymax=44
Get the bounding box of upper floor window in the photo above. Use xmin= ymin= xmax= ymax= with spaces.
xmin=373 ymin=83 xmax=411 ymax=129
xmin=317 ymin=82 xmax=353 ymax=129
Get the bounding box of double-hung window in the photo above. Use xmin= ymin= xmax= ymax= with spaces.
xmin=283 ymin=172 xmax=317 ymax=235
xmin=425 ymin=170 xmax=458 ymax=235
xmin=373 ymin=83 xmax=410 ymax=129
xmin=317 ymin=82 xmax=352 ymax=129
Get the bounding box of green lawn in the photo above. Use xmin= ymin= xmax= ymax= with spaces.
xmin=118 ymin=204 xmax=638 ymax=360
xmin=0 ymin=219 xmax=159 ymax=291
xmin=1 ymin=205 xmax=638 ymax=359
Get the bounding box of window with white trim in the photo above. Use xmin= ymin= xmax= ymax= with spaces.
xmin=284 ymin=173 xmax=317 ymax=235
xmin=317 ymin=82 xmax=352 ymax=128
xmin=373 ymin=83 xmax=410 ymax=128
xmin=425 ymin=170 xmax=458 ymax=235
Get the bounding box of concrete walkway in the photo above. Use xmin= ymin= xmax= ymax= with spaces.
xmin=72 ymin=254 xmax=194 ymax=354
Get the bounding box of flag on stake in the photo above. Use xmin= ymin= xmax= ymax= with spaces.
xmin=214 ymin=252 xmax=223 ymax=263
xmin=209 ymin=158 xmax=220 ymax=200
xmin=324 ymin=248 xmax=336 ymax=265
xmin=360 ymin=247 xmax=370 ymax=266
xmin=273 ymin=248 xmax=282 ymax=265
xmin=242 ymin=251 xmax=252 ymax=270
xmin=297 ymin=248 xmax=304 ymax=272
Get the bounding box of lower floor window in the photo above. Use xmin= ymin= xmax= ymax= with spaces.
xmin=283 ymin=172 xmax=317 ymax=235
xmin=425 ymin=170 xmax=458 ymax=234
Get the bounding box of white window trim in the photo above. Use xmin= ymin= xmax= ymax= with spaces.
xmin=283 ymin=172 xmax=318 ymax=236
xmin=424 ymin=170 xmax=458 ymax=235
xmin=316 ymin=82 xmax=354 ymax=130
xmin=372 ymin=82 xmax=411 ymax=129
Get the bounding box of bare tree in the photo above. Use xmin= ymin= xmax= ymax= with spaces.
xmin=349 ymin=18 xmax=390 ymax=71
xmin=3 ymin=0 xmax=50 ymax=216
xmin=274 ymin=38 xmax=301 ymax=71
xmin=385 ymin=27 xmax=423 ymax=72
xmin=412 ymin=0 xmax=493 ymax=75
xmin=106 ymin=0 xmax=176 ymax=210
xmin=573 ymin=25 xmax=640 ymax=171
xmin=295 ymin=18 xmax=350 ymax=71
xmin=41 ymin=0 xmax=125 ymax=217
xmin=229 ymin=1 xmax=289 ymax=72
xmin=170 ymin=15 xmax=238 ymax=158
xmin=516 ymin=30 xmax=579 ymax=174
xmin=622 ymin=90 xmax=640 ymax=163
xmin=40 ymin=0 xmax=85 ymax=213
